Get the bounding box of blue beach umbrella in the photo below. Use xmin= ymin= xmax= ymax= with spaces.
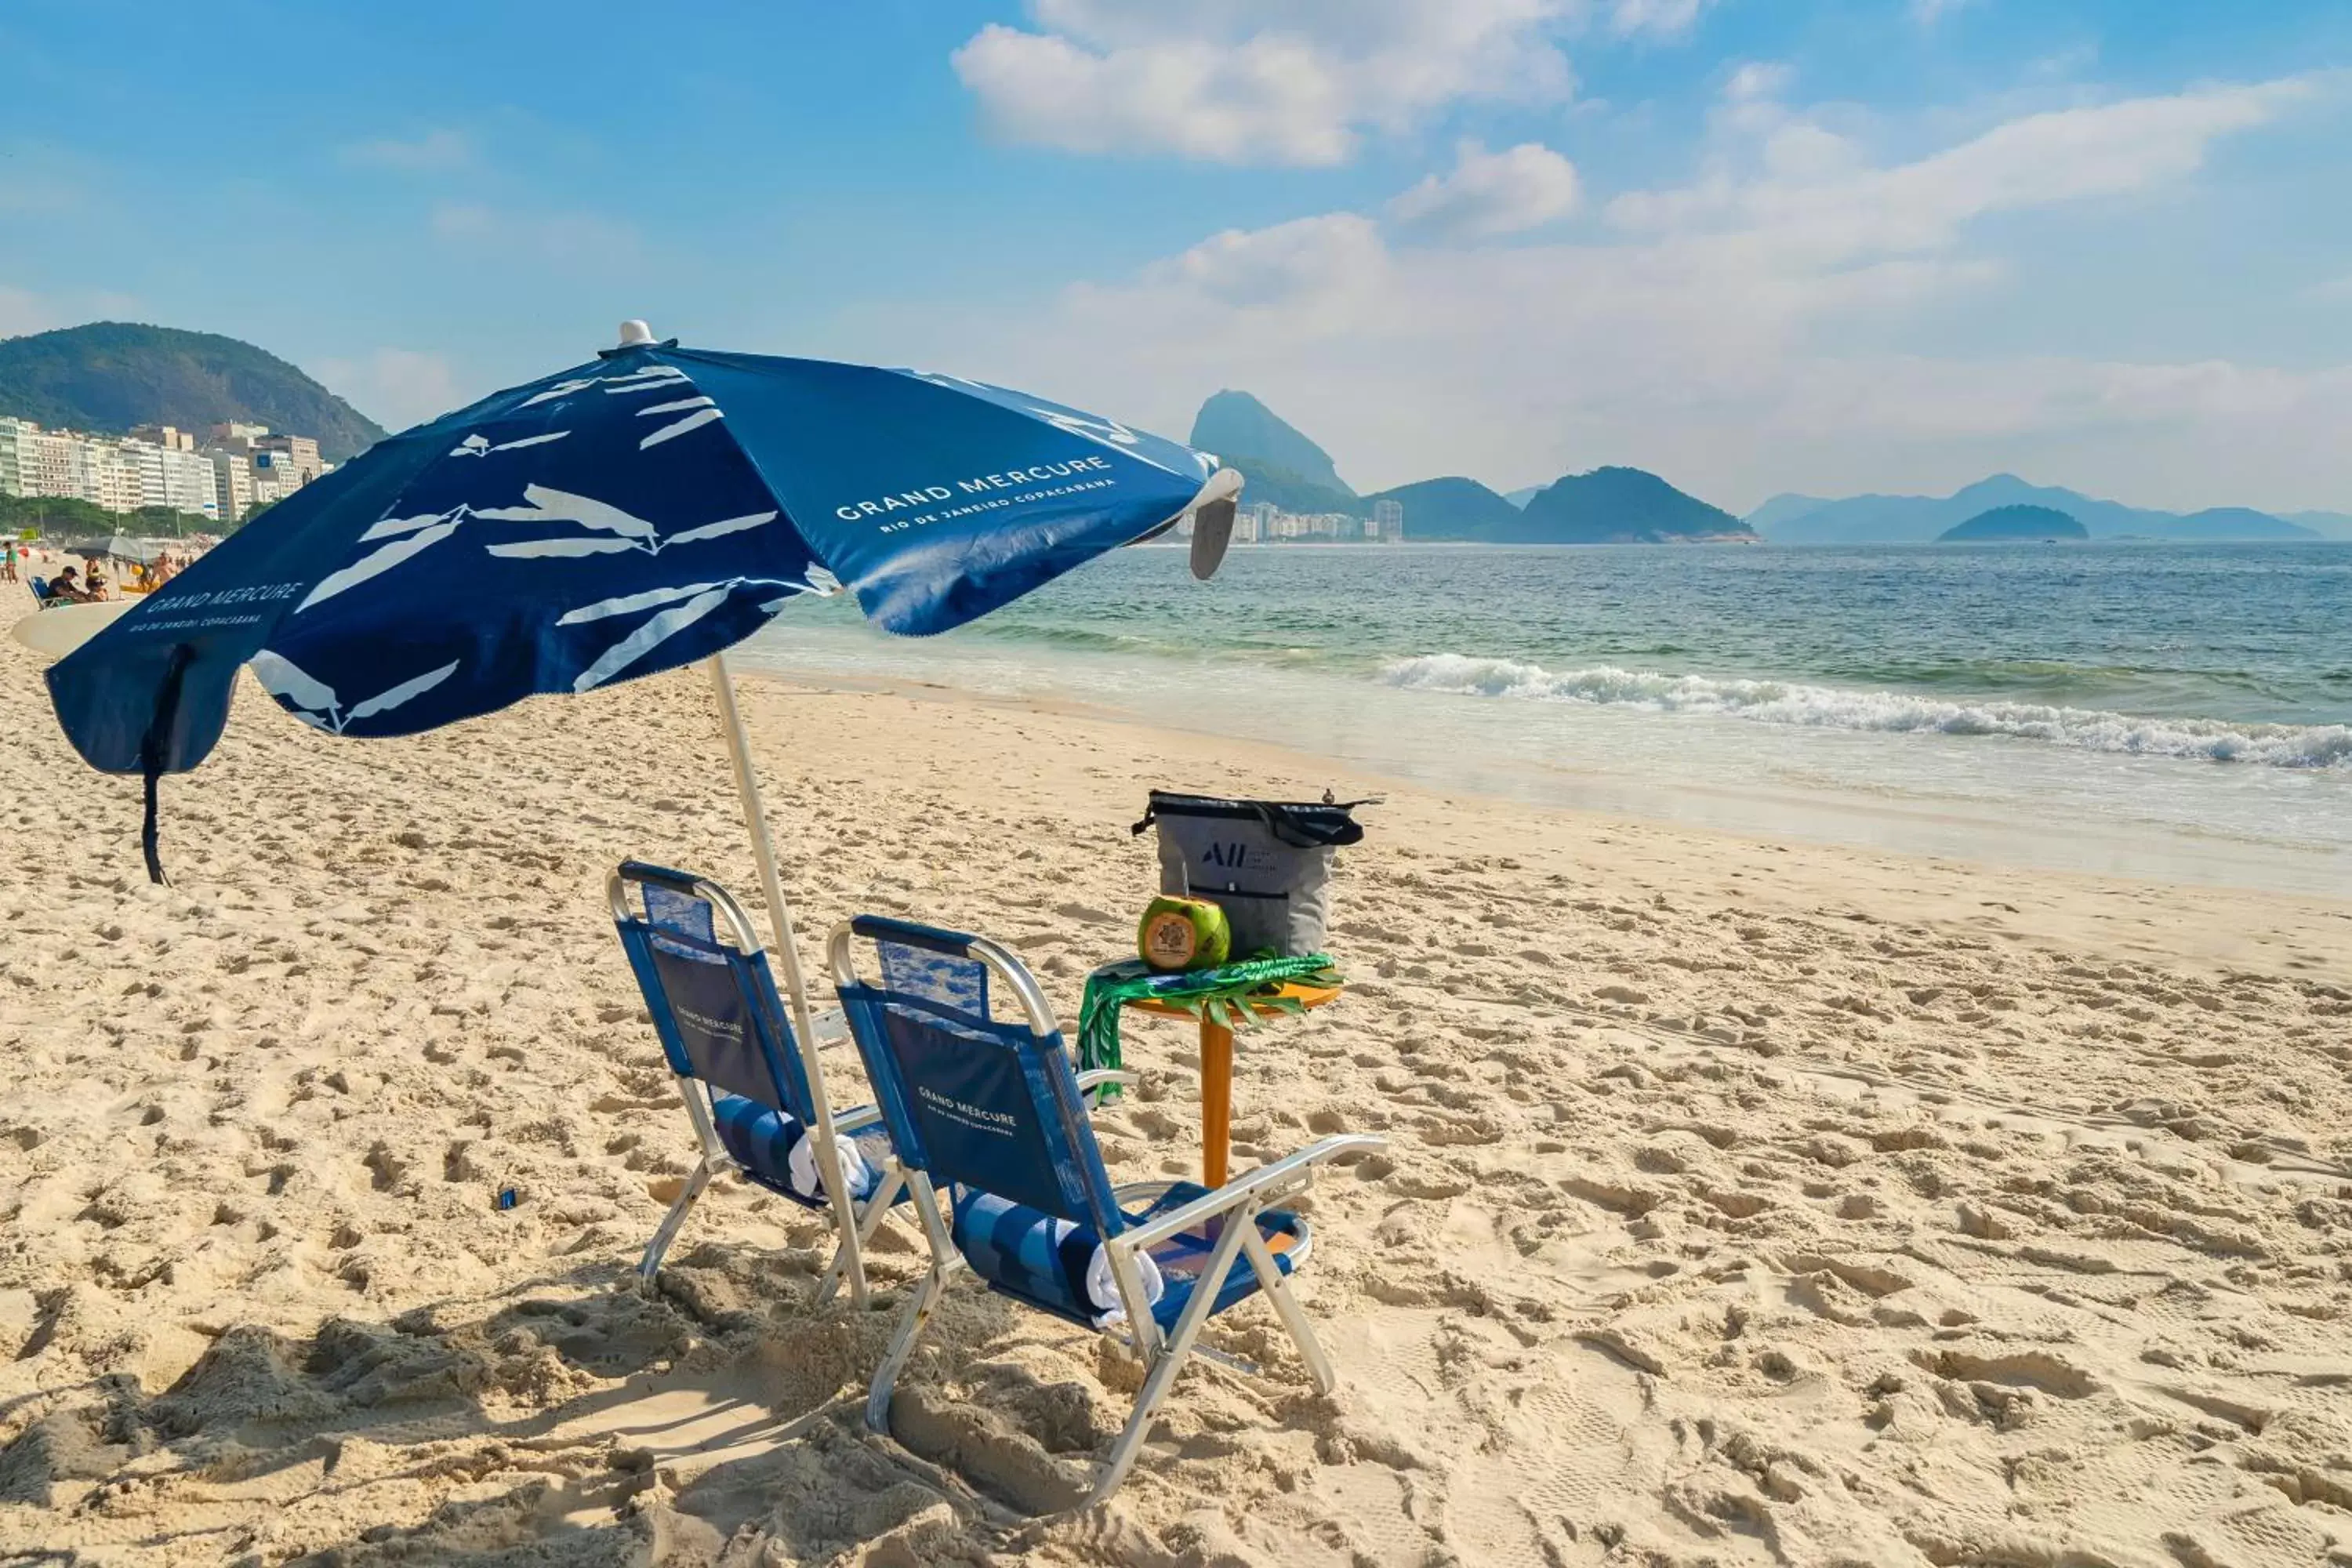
xmin=50 ymin=324 xmax=1238 ymax=788
xmin=41 ymin=322 xmax=1240 ymax=1301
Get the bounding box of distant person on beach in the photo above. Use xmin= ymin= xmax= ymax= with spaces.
xmin=47 ymin=566 xmax=93 ymax=604
xmin=2 ymin=543 xmax=16 ymax=583
xmin=84 ymin=564 xmax=109 ymax=600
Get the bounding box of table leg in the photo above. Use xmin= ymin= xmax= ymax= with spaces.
xmin=1200 ymin=1014 xmax=1234 ymax=1189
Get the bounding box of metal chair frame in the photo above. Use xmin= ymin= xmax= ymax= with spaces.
xmin=828 ymin=917 xmax=1383 ymax=1506
xmin=610 ymin=864 xmax=903 ymax=1303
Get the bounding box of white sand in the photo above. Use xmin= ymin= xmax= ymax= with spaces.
xmin=3 ymin=599 xmax=2350 ymax=1566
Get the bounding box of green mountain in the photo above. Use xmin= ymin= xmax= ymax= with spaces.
xmin=1190 ymin=390 xmax=1355 ymax=503
xmin=1515 ymin=466 xmax=1753 ymax=543
xmin=0 ymin=321 xmax=386 ymax=462
xmin=1361 ymin=476 xmax=1521 ymax=539
xmin=1751 ymin=474 xmax=2318 ymax=543
xmin=1938 ymin=504 xmax=2087 ymax=542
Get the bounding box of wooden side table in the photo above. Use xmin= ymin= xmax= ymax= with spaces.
xmin=1122 ymin=981 xmax=1342 ymax=1186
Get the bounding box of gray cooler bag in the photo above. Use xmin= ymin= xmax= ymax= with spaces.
xmin=1133 ymin=790 xmax=1369 ymax=957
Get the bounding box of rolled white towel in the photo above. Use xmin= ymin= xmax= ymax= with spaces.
xmin=786 ymin=1129 xmax=873 ymax=1201
xmin=1087 ymin=1242 xmax=1166 ymax=1328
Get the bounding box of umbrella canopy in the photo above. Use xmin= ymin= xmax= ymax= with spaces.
xmin=36 ymin=325 xmax=1241 ymax=1309
xmin=71 ymin=535 xmax=165 ymax=564
xmin=48 ymin=333 xmax=1236 ymax=779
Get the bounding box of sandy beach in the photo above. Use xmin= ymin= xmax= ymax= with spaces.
xmin=4 ymin=597 xmax=2350 ymax=1567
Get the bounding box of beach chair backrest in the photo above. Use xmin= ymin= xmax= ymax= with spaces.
xmin=608 ymin=862 xmax=812 ymax=1120
xmin=832 ymin=916 xmax=1120 ymax=1234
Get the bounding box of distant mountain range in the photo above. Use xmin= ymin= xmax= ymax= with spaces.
xmin=1751 ymin=474 xmax=2336 ymax=543
xmin=9 ymin=327 xmax=2340 ymax=546
xmin=1361 ymin=475 xmax=1524 ymax=536
xmin=1191 ymin=391 xmax=1352 ymax=498
xmin=1939 ymin=504 xmax=2086 ymax=543
xmin=1188 ymin=391 xmax=1754 ymax=543
xmin=1512 ymin=467 xmax=1749 ymax=543
xmin=0 ymin=322 xmax=386 ymax=462
xmin=2287 ymin=510 xmax=2352 ymax=539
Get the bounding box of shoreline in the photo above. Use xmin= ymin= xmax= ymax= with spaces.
xmin=737 ymin=667 xmax=2352 ymax=980
xmin=730 ymin=640 xmax=2352 ymax=909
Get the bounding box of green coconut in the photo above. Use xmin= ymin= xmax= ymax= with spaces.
xmin=1138 ymin=895 xmax=1232 ymax=972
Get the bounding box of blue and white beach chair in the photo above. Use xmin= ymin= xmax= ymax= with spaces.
xmin=608 ymin=861 xmax=906 ymax=1304
xmin=827 ymin=914 xmax=1383 ymax=1506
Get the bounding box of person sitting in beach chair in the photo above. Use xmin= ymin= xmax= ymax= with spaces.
xmin=608 ymin=861 xmax=912 ymax=1303
xmin=828 ymin=914 xmax=1383 ymax=1507
xmin=42 ymin=567 xmax=93 ymax=604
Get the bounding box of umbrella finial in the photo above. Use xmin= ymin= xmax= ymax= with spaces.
xmin=616 ymin=319 xmax=655 ymax=347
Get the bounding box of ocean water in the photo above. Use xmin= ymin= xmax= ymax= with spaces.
xmin=738 ymin=543 xmax=2352 ymax=896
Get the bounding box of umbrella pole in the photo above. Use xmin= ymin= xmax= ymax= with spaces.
xmin=706 ymin=653 xmax=869 ymax=1307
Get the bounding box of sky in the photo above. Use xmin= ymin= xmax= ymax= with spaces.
xmin=2 ymin=1 xmax=2347 ymax=514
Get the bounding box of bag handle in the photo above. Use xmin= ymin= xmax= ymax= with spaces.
xmin=1250 ymin=800 xmax=1367 ymax=849
xmin=1131 ymin=791 xmax=1374 ymax=848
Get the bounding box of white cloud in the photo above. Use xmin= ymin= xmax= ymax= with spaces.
xmin=312 ymin=348 xmax=467 ymax=434
xmin=952 ymin=1 xmax=1574 ymax=165
xmin=1075 ymin=213 xmax=1391 ymax=323
xmin=342 ymin=129 xmax=474 ymax=172
xmin=1388 ymin=141 xmax=1581 ymax=239
xmin=1609 ymin=78 xmax=2310 ymax=266
xmin=1724 ymin=61 xmax=1793 ymax=103
xmin=858 ymin=76 xmax=2343 ymax=512
xmin=1607 ymin=0 xmax=1715 ymax=41
xmin=2303 ymin=274 xmax=2352 ymax=303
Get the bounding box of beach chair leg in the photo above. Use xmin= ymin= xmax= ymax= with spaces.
xmin=867 ymin=1258 xmax=954 ymax=1434
xmin=815 ymin=1165 xmax=905 ymax=1307
xmin=639 ymin=1156 xmax=717 ymax=1283
xmin=1241 ymin=1222 xmax=1334 ymax=1394
xmin=867 ymin=1175 xmax=959 ymax=1434
xmin=857 ymin=1167 xmax=906 ymax=1248
xmin=826 ymin=1181 xmax=871 ymax=1308
xmin=1088 ymin=1202 xmax=1253 ymax=1507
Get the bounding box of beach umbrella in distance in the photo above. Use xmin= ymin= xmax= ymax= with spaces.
xmin=42 ymin=321 xmax=1242 ymax=1302
xmin=71 ymin=535 xmax=165 ymax=564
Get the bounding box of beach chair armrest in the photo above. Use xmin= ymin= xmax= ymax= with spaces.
xmin=831 ymin=1102 xmax=885 ymax=1134
xmin=1076 ymin=1068 xmax=1141 ymax=1096
xmin=1113 ymin=1134 xmax=1387 ymax=1253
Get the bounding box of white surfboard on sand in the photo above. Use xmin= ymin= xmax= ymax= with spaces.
xmin=9 ymin=600 xmax=136 ymax=659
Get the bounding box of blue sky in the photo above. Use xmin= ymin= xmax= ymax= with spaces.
xmin=2 ymin=0 xmax=2347 ymax=511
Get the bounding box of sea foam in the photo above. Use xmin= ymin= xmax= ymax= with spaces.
xmin=1380 ymin=655 xmax=2352 ymax=770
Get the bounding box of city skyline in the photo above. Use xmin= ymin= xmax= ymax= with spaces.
xmin=0 ymin=415 xmax=325 ymax=526
xmin=2 ymin=3 xmax=2347 ymax=514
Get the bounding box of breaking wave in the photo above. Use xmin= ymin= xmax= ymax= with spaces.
xmin=1380 ymin=655 xmax=2352 ymax=771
